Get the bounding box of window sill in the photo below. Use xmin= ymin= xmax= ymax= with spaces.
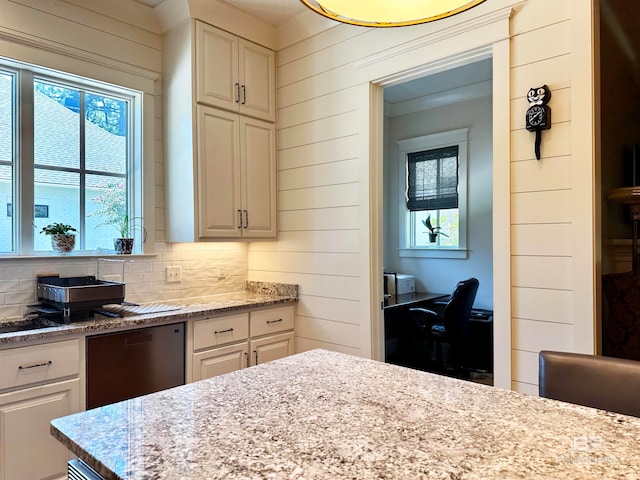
xmin=0 ymin=252 xmax=158 ymax=260
xmin=399 ymin=248 xmax=468 ymax=259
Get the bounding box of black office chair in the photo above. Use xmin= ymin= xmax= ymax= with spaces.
xmin=539 ymin=350 xmax=640 ymax=418
xmin=407 ymin=277 xmax=479 ymax=373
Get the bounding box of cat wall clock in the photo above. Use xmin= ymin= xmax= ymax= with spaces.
xmin=525 ymin=85 xmax=551 ymax=160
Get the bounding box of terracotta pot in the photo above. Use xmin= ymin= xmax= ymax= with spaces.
xmin=114 ymin=238 xmax=134 ymax=254
xmin=51 ymin=234 xmax=75 ymax=254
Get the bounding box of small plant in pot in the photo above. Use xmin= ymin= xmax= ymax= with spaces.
xmin=89 ymin=182 xmax=142 ymax=254
xmin=40 ymin=223 xmax=77 ymax=254
xmin=422 ymin=215 xmax=448 ymax=243
xmin=99 ymin=214 xmax=142 ymax=255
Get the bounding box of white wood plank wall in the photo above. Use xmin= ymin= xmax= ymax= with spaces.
xmin=509 ymin=0 xmax=576 ymax=393
xmin=250 ymin=0 xmax=598 ymax=387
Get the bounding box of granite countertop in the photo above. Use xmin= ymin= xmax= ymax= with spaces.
xmin=0 ymin=281 xmax=297 ymax=345
xmin=51 ymin=349 xmax=640 ymax=480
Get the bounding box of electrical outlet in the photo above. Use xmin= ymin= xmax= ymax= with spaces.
xmin=166 ymin=266 xmax=182 ymax=283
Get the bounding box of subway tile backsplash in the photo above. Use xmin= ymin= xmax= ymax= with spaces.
xmin=0 ymin=241 xmax=248 ymax=321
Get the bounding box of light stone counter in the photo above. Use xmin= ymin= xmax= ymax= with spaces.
xmin=0 ymin=281 xmax=297 ymax=345
xmin=51 ymin=349 xmax=640 ymax=479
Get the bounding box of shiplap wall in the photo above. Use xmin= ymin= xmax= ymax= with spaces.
xmin=249 ymin=0 xmax=598 ymax=390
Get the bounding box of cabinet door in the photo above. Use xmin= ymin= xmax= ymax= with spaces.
xmin=197 ymin=106 xmax=242 ymax=238
xmin=240 ymin=117 xmax=276 ymax=238
xmin=196 ymin=22 xmax=239 ymax=112
xmin=249 ymin=332 xmax=294 ymax=366
xmin=0 ymin=378 xmax=80 ymax=480
xmin=193 ymin=342 xmax=249 ymax=381
xmin=239 ymin=39 xmax=275 ymax=122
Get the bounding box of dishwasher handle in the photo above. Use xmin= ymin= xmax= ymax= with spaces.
xmin=125 ymin=333 xmax=153 ymax=347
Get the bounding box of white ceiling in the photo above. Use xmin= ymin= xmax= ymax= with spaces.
xmin=131 ymin=0 xmax=307 ymax=27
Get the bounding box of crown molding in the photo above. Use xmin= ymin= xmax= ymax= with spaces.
xmin=355 ymin=5 xmax=513 ymax=69
xmin=0 ymin=27 xmax=159 ymax=81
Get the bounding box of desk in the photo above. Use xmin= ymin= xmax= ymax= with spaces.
xmin=383 ymin=292 xmax=493 ymax=372
xmin=383 ymin=291 xmax=449 ymax=309
xmin=51 ymin=349 xmax=640 ymax=479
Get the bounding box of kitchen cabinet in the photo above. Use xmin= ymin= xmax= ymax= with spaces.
xmin=164 ymin=20 xmax=277 ymax=242
xmin=196 ymin=21 xmax=275 ymax=122
xmin=190 ymin=305 xmax=295 ymax=382
xmin=197 ymin=105 xmax=276 ymax=238
xmin=0 ymin=339 xmax=81 ymax=480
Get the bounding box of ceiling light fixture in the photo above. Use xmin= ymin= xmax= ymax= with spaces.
xmin=299 ymin=0 xmax=487 ymax=27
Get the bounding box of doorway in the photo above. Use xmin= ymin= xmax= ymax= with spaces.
xmin=367 ymin=43 xmax=512 ymax=389
xmin=380 ymin=58 xmax=494 ymax=381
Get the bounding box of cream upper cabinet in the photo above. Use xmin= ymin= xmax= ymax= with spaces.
xmin=196 ymin=21 xmax=275 ymax=122
xmin=197 ymin=105 xmax=276 ymax=238
xmin=164 ymin=19 xmax=277 ymax=242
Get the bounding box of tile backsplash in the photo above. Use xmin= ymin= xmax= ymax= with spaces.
xmin=0 ymin=241 xmax=248 ymax=321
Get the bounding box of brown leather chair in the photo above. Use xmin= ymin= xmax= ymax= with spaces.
xmin=538 ymin=350 xmax=640 ymax=418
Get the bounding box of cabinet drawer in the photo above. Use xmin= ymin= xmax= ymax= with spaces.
xmin=0 ymin=339 xmax=80 ymax=391
xmin=250 ymin=305 xmax=294 ymax=337
xmin=193 ymin=313 xmax=249 ymax=351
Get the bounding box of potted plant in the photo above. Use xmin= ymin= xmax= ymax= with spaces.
xmin=108 ymin=213 xmax=142 ymax=254
xmin=40 ymin=223 xmax=77 ymax=254
xmin=422 ymin=215 xmax=448 ymax=243
xmin=89 ymin=183 xmax=142 ymax=254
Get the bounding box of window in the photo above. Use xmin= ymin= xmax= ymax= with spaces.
xmin=398 ymin=129 xmax=468 ymax=259
xmin=0 ymin=59 xmax=142 ymax=255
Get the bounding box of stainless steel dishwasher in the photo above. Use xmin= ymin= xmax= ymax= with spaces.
xmin=86 ymin=322 xmax=185 ymax=409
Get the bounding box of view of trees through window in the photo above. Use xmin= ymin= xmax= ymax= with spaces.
xmin=412 ymin=209 xmax=459 ymax=248
xmin=0 ymin=70 xmax=132 ymax=253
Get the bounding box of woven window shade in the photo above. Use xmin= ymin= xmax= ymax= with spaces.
xmin=407 ymin=146 xmax=459 ymax=211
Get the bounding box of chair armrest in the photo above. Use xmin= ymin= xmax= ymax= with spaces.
xmin=407 ymin=307 xmax=441 ymax=329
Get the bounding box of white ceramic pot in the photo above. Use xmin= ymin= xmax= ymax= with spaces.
xmin=51 ymin=234 xmax=75 ymax=254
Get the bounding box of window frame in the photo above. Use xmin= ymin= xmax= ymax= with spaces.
xmin=0 ymin=58 xmax=144 ymax=256
xmin=397 ymin=128 xmax=468 ymax=259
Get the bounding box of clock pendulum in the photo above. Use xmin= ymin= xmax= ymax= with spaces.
xmin=525 ymin=85 xmax=551 ymax=160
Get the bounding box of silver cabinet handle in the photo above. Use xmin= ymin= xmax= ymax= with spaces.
xmin=242 ymin=85 xmax=246 ymax=105
xmin=18 ymin=360 xmax=52 ymax=370
xmin=237 ymin=210 xmax=242 ymax=229
xmin=235 ymin=83 xmax=240 ymax=103
xmin=243 ymin=210 xmax=248 ymax=229
xmin=266 ymin=318 xmax=283 ymax=324
xmin=214 ymin=328 xmax=234 ymax=335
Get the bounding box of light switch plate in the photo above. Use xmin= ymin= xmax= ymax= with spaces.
xmin=166 ymin=266 xmax=182 ymax=283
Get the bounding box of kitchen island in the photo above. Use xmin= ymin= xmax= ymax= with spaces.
xmin=51 ymin=349 xmax=640 ymax=479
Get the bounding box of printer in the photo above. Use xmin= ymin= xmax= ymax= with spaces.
xmin=384 ymin=273 xmax=416 ymax=295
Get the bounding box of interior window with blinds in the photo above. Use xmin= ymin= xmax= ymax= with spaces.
xmin=407 ymin=145 xmax=460 ymax=248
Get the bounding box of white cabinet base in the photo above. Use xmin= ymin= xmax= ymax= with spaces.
xmin=250 ymin=332 xmax=295 ymax=366
xmin=0 ymin=378 xmax=80 ymax=480
xmin=193 ymin=343 xmax=249 ymax=382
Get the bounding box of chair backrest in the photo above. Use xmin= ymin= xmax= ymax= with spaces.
xmin=443 ymin=277 xmax=479 ymax=342
xmin=539 ymin=350 xmax=640 ymax=418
